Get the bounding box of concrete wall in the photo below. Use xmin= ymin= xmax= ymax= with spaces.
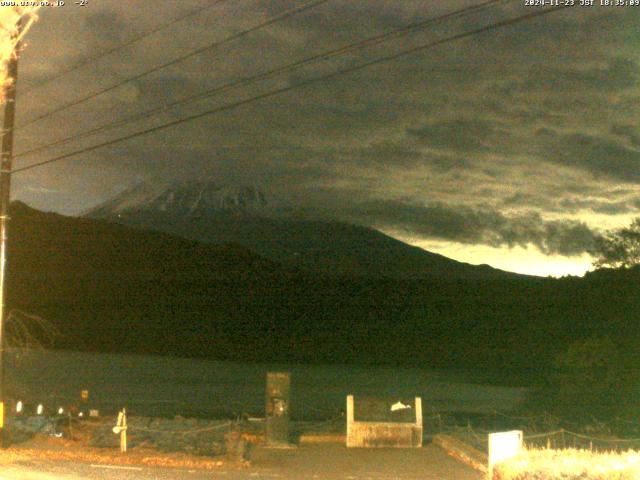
xmin=346 ymin=395 xmax=422 ymax=448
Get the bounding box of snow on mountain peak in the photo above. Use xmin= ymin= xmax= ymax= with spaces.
xmin=86 ymin=180 xmax=269 ymax=217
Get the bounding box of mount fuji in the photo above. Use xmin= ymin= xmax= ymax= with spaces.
xmin=85 ymin=180 xmax=523 ymax=280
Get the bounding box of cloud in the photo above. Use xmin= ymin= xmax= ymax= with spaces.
xmin=542 ymin=132 xmax=640 ymax=182
xmin=406 ymin=118 xmax=500 ymax=152
xmin=498 ymin=58 xmax=639 ymax=95
xmin=339 ymin=199 xmax=598 ymax=256
xmin=558 ymin=197 xmax=634 ymax=215
xmin=134 ymin=75 xmax=192 ymax=107
xmin=12 ymin=0 xmax=640 ymax=272
xmin=84 ymin=9 xmax=129 ymax=48
xmin=344 ymin=142 xmax=422 ymax=169
xmin=611 ymin=124 xmax=640 ymax=148
xmin=502 ymin=188 xmax=640 ymax=216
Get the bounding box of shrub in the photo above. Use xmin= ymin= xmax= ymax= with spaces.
xmin=528 ymin=337 xmax=639 ymax=423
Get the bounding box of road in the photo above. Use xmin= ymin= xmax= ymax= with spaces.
xmin=0 ymin=444 xmax=482 ymax=479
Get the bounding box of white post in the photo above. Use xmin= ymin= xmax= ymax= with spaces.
xmin=346 ymin=395 xmax=354 ymax=447
xmin=113 ymin=408 xmax=128 ymax=453
xmin=120 ymin=408 xmax=127 ymax=453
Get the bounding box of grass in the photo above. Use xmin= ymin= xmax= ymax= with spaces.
xmin=493 ymin=448 xmax=640 ymax=479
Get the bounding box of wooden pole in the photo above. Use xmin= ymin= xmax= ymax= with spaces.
xmin=0 ymin=17 xmax=22 ymax=448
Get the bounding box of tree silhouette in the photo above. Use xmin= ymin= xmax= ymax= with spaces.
xmin=591 ymin=218 xmax=640 ymax=269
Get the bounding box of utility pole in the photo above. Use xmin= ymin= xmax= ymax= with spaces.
xmin=0 ymin=18 xmax=22 ymax=447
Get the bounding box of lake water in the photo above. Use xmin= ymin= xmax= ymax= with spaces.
xmin=4 ymin=349 xmax=527 ymax=421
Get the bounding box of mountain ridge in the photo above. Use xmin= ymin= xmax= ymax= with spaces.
xmin=85 ymin=181 xmax=530 ymax=280
xmin=6 ymin=201 xmax=640 ymax=376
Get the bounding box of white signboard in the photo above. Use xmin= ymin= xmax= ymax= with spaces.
xmin=488 ymin=430 xmax=523 ymax=477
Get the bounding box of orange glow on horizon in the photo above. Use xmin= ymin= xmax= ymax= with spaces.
xmin=392 ymin=235 xmax=594 ymax=278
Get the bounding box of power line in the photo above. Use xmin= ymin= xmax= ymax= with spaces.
xmin=16 ymin=0 xmax=330 ymax=130
xmin=22 ymin=0 xmax=229 ymax=95
xmin=15 ymin=0 xmax=510 ymax=160
xmin=12 ymin=4 xmax=573 ymax=176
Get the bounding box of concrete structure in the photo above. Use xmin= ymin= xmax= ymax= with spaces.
xmin=346 ymin=395 xmax=422 ymax=448
xmin=265 ymin=372 xmax=290 ymax=446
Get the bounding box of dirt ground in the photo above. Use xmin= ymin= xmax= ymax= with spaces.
xmin=0 ymin=438 xmax=483 ymax=479
xmin=0 ymin=419 xmax=483 ymax=479
xmin=250 ymin=443 xmax=484 ymax=480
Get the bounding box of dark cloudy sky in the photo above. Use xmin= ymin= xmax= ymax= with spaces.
xmin=8 ymin=0 xmax=640 ymax=276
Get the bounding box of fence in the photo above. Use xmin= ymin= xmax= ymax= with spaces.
xmin=445 ymin=422 xmax=640 ymax=455
xmin=8 ymin=382 xmax=640 ymax=455
xmin=4 ymin=391 xmax=349 ymax=422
